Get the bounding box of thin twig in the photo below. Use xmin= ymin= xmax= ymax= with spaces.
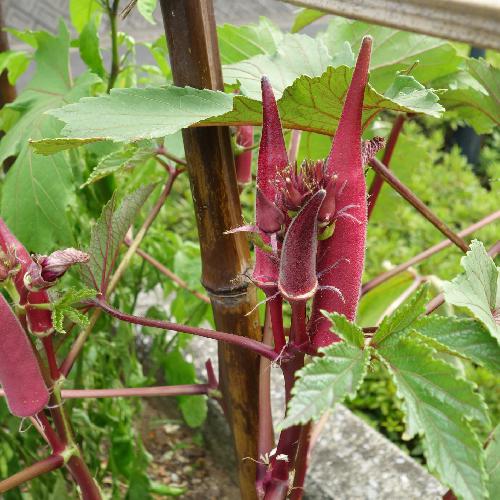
xmin=93 ymin=299 xmax=278 ymax=361
xmin=156 ymin=145 xmax=188 ymax=166
xmin=369 ymin=157 xmax=469 ymax=252
xmin=362 ymin=211 xmax=500 ymax=295
xmin=59 ymin=384 xmax=209 ymax=399
xmin=125 ymin=242 xmax=210 ymax=304
xmin=0 ymin=455 xmax=64 ymax=494
xmin=367 ymin=114 xmax=406 ymax=218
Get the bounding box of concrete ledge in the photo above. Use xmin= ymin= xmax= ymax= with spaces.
xmin=189 ymin=336 xmax=445 ymax=499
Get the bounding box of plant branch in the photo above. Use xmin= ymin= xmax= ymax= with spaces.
xmin=93 ymin=299 xmax=278 ymax=361
xmin=58 ymin=384 xmax=209 ymax=399
xmin=362 ymin=210 xmax=500 ymax=295
xmin=369 ymin=157 xmax=469 ymax=252
xmin=106 ymin=0 xmax=120 ymax=92
xmin=156 ymin=145 xmax=188 ymax=166
xmin=125 ymin=242 xmax=210 ymax=303
xmin=42 ymin=336 xmax=60 ymax=381
xmin=367 ymin=113 xmax=406 ymax=218
xmin=0 ymin=455 xmax=64 ymax=494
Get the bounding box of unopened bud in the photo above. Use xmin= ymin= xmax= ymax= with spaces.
xmin=24 ymin=248 xmax=90 ymax=291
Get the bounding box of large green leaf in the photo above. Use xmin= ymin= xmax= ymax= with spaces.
xmin=379 ymin=337 xmax=489 ymax=500
xmin=443 ymin=240 xmax=499 ymax=343
xmin=415 ymin=316 xmax=500 ymax=372
xmin=280 ymin=342 xmax=370 ymax=429
xmin=0 ymin=51 xmax=31 ymax=85
xmin=82 ymin=184 xmax=155 ymax=293
xmin=69 ymin=0 xmax=102 ymax=33
xmin=137 ymin=0 xmax=158 ymax=25
xmin=320 ymin=17 xmax=462 ymax=90
xmin=371 ymin=286 xmax=428 ymax=345
xmin=217 ymin=18 xmax=283 ymax=65
xmin=322 ymin=312 xmax=365 ymax=348
xmin=435 ymin=58 xmax=500 ymax=134
xmin=79 ymin=19 xmax=105 ymax=78
xmin=0 ymin=22 xmax=99 ymax=251
xmin=486 ymin=425 xmax=500 ymax=500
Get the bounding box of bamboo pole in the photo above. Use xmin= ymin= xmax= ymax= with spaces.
xmin=159 ymin=2 xmax=261 ymax=498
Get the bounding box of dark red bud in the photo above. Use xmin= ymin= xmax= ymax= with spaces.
xmin=256 ymin=187 xmax=285 ymax=234
xmin=278 ymin=190 xmax=326 ymax=302
xmin=0 ymin=294 xmax=49 ymax=417
xmin=24 ymin=248 xmax=90 ymax=291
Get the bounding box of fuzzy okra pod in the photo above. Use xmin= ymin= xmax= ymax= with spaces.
xmin=0 ymin=293 xmax=49 ymax=417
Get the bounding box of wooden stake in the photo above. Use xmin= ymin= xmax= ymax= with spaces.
xmin=159 ymin=2 xmax=261 ymax=498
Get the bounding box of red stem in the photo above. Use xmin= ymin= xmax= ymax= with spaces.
xmin=36 ymin=412 xmax=65 ymax=454
xmin=268 ymin=294 xmax=286 ymax=352
xmin=289 ymin=301 xmax=307 ymax=347
xmin=93 ymin=299 xmax=278 ymax=361
xmin=290 ymin=423 xmax=313 ymax=500
xmin=257 ymin=307 xmax=276 ymax=497
xmin=0 ymin=455 xmax=64 ymax=494
xmin=369 ymin=157 xmax=469 ymax=252
xmin=66 ymin=456 xmax=101 ymax=500
xmin=362 ymin=210 xmax=500 ymax=295
xmin=59 ymin=384 xmax=209 ymax=399
xmin=42 ymin=336 xmax=60 ymax=381
xmin=367 ymin=114 xmax=406 ymax=218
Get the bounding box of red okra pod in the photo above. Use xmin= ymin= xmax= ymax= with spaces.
xmin=0 ymin=293 xmax=49 ymax=417
xmin=235 ymin=125 xmax=254 ymax=185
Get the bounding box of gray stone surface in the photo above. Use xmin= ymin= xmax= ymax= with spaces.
xmin=188 ymin=335 xmax=445 ymax=500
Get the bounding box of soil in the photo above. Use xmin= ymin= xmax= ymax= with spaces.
xmin=140 ymin=398 xmax=239 ymax=499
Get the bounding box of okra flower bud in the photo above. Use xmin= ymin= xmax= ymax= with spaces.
xmin=24 ymin=248 xmax=90 ymax=291
xmin=0 ymin=294 xmax=49 ymax=417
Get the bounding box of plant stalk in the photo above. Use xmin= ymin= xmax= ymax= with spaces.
xmin=367 ymin=113 xmax=406 ymax=218
xmin=106 ymin=0 xmax=120 ymax=92
xmin=58 ymin=384 xmax=210 ymax=399
xmin=369 ymin=157 xmax=469 ymax=252
xmin=0 ymin=455 xmax=64 ymax=494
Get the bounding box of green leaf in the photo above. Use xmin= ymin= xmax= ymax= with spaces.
xmin=320 ymin=17 xmax=462 ymax=90
xmin=379 ymin=337 xmax=489 ymax=500
xmin=217 ymin=18 xmax=283 ymax=65
xmin=0 ymin=22 xmax=99 ymax=251
xmin=281 ymin=343 xmax=370 ymax=428
xmin=435 ymin=59 xmax=500 ymax=133
xmin=223 ymin=33 xmax=332 ymax=99
xmin=291 ymin=8 xmax=326 ymax=33
xmin=45 ymin=86 xmax=233 ymax=145
xmin=443 ymin=240 xmax=499 ymax=343
xmin=321 ymin=312 xmax=364 ymax=348
xmin=137 ymin=0 xmax=157 ymax=25
xmin=372 ymin=285 xmax=428 ymax=345
xmin=81 ymin=142 xmax=157 ymax=187
xmin=415 ymin=316 xmax=500 ymax=372
xmin=51 ymin=288 xmax=97 ymax=333
xmin=0 ymin=51 xmax=31 ymax=85
xmin=70 ymin=0 xmax=102 ymax=33
xmin=486 ymin=425 xmax=500 ymax=500
xmin=358 ymin=271 xmax=417 ymax=327
xmin=82 ymin=184 xmax=155 ymax=292
xmin=79 ymin=19 xmax=105 ymax=78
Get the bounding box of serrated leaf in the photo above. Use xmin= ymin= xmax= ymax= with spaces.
xmin=45 ymin=86 xmax=233 ymax=146
xmin=223 ymin=33 xmax=332 ymax=99
xmin=415 ymin=316 xmax=500 ymax=372
xmin=321 ymin=312 xmax=364 ymax=348
xmin=486 ymin=425 xmax=500 ymax=500
xmin=217 ymin=18 xmax=283 ymax=65
xmin=58 ymin=287 xmax=97 ymax=306
xmin=35 ymin=66 xmax=442 ymax=153
xmin=0 ymin=22 xmax=99 ymax=251
xmin=82 ymin=142 xmax=156 ymax=187
xmin=281 ymin=343 xmax=370 ymax=428
xmin=81 ymin=184 xmax=155 ymax=293
xmin=379 ymin=337 xmax=489 ymax=500
xmin=137 ymin=0 xmax=157 ymax=25
xmin=52 ymin=307 xmax=65 ymax=334
xmin=79 ymin=19 xmax=105 ymax=78
xmin=358 ymin=271 xmax=416 ymax=327
xmin=443 ymin=240 xmax=499 ymax=343
xmin=372 ymin=285 xmax=428 ymax=345
xmin=320 ymin=17 xmax=462 ymax=90
xmin=435 ymin=59 xmax=500 ymax=134
xmin=291 ymin=8 xmax=326 ymax=33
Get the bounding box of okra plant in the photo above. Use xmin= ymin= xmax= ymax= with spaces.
xmin=0 ymin=1 xmax=499 ymax=499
